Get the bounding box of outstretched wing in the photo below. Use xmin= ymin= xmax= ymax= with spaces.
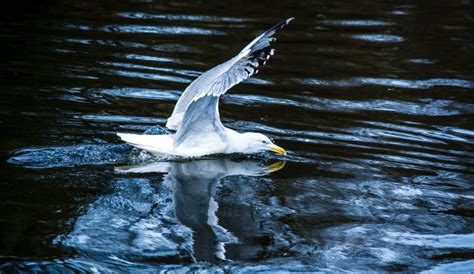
xmin=166 ymin=17 xmax=294 ymax=131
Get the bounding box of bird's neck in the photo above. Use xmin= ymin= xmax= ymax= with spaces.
xmin=223 ymin=128 xmax=251 ymax=154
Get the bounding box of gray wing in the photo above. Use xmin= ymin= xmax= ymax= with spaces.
xmin=173 ymin=95 xmax=226 ymax=148
xmin=166 ymin=17 xmax=294 ymax=131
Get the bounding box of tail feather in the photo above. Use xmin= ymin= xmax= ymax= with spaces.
xmin=117 ymin=133 xmax=174 ymax=155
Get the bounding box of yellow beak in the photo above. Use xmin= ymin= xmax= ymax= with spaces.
xmin=269 ymin=144 xmax=286 ymax=155
xmin=267 ymin=160 xmax=286 ymax=172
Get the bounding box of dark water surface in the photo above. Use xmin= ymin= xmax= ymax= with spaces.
xmin=1 ymin=0 xmax=474 ymax=272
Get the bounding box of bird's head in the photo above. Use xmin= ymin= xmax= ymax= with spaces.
xmin=242 ymin=132 xmax=286 ymax=155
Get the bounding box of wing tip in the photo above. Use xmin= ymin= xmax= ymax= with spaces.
xmin=286 ymin=17 xmax=295 ymax=25
xmin=271 ymin=17 xmax=295 ymax=32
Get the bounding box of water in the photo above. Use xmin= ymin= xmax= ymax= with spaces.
xmin=1 ymin=0 xmax=474 ymax=272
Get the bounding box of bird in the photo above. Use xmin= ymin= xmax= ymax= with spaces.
xmin=117 ymin=18 xmax=294 ymax=158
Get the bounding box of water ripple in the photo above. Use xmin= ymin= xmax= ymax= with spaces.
xmin=351 ymin=34 xmax=404 ymax=42
xmin=97 ymin=88 xmax=180 ymax=101
xmin=424 ymin=260 xmax=474 ymax=273
xmin=299 ymin=77 xmax=474 ymax=89
xmin=293 ymin=96 xmax=474 ymax=116
xmin=116 ymin=12 xmax=247 ymax=23
xmin=99 ymin=68 xmax=190 ymax=84
xmin=321 ymin=20 xmax=394 ymax=27
xmin=78 ymin=114 xmax=164 ymax=124
xmin=2 ymin=2 xmax=474 ymax=272
xmin=384 ymin=232 xmax=474 ymax=248
xmin=7 ymin=144 xmax=131 ymax=169
xmin=114 ymin=53 xmax=180 ymax=64
xmin=99 ymin=61 xmax=199 ymax=78
xmin=99 ymin=24 xmax=225 ymax=35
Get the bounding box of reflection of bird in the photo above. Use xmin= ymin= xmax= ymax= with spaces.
xmin=117 ymin=18 xmax=293 ymax=157
xmin=115 ymin=158 xmax=285 ymax=262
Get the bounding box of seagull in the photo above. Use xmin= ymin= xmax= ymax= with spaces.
xmin=117 ymin=18 xmax=294 ymax=158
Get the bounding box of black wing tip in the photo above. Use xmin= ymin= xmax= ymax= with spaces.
xmin=279 ymin=17 xmax=295 ymax=28
xmin=286 ymin=17 xmax=295 ymax=24
xmin=271 ymin=17 xmax=295 ymax=32
xmin=240 ymin=17 xmax=293 ymax=78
